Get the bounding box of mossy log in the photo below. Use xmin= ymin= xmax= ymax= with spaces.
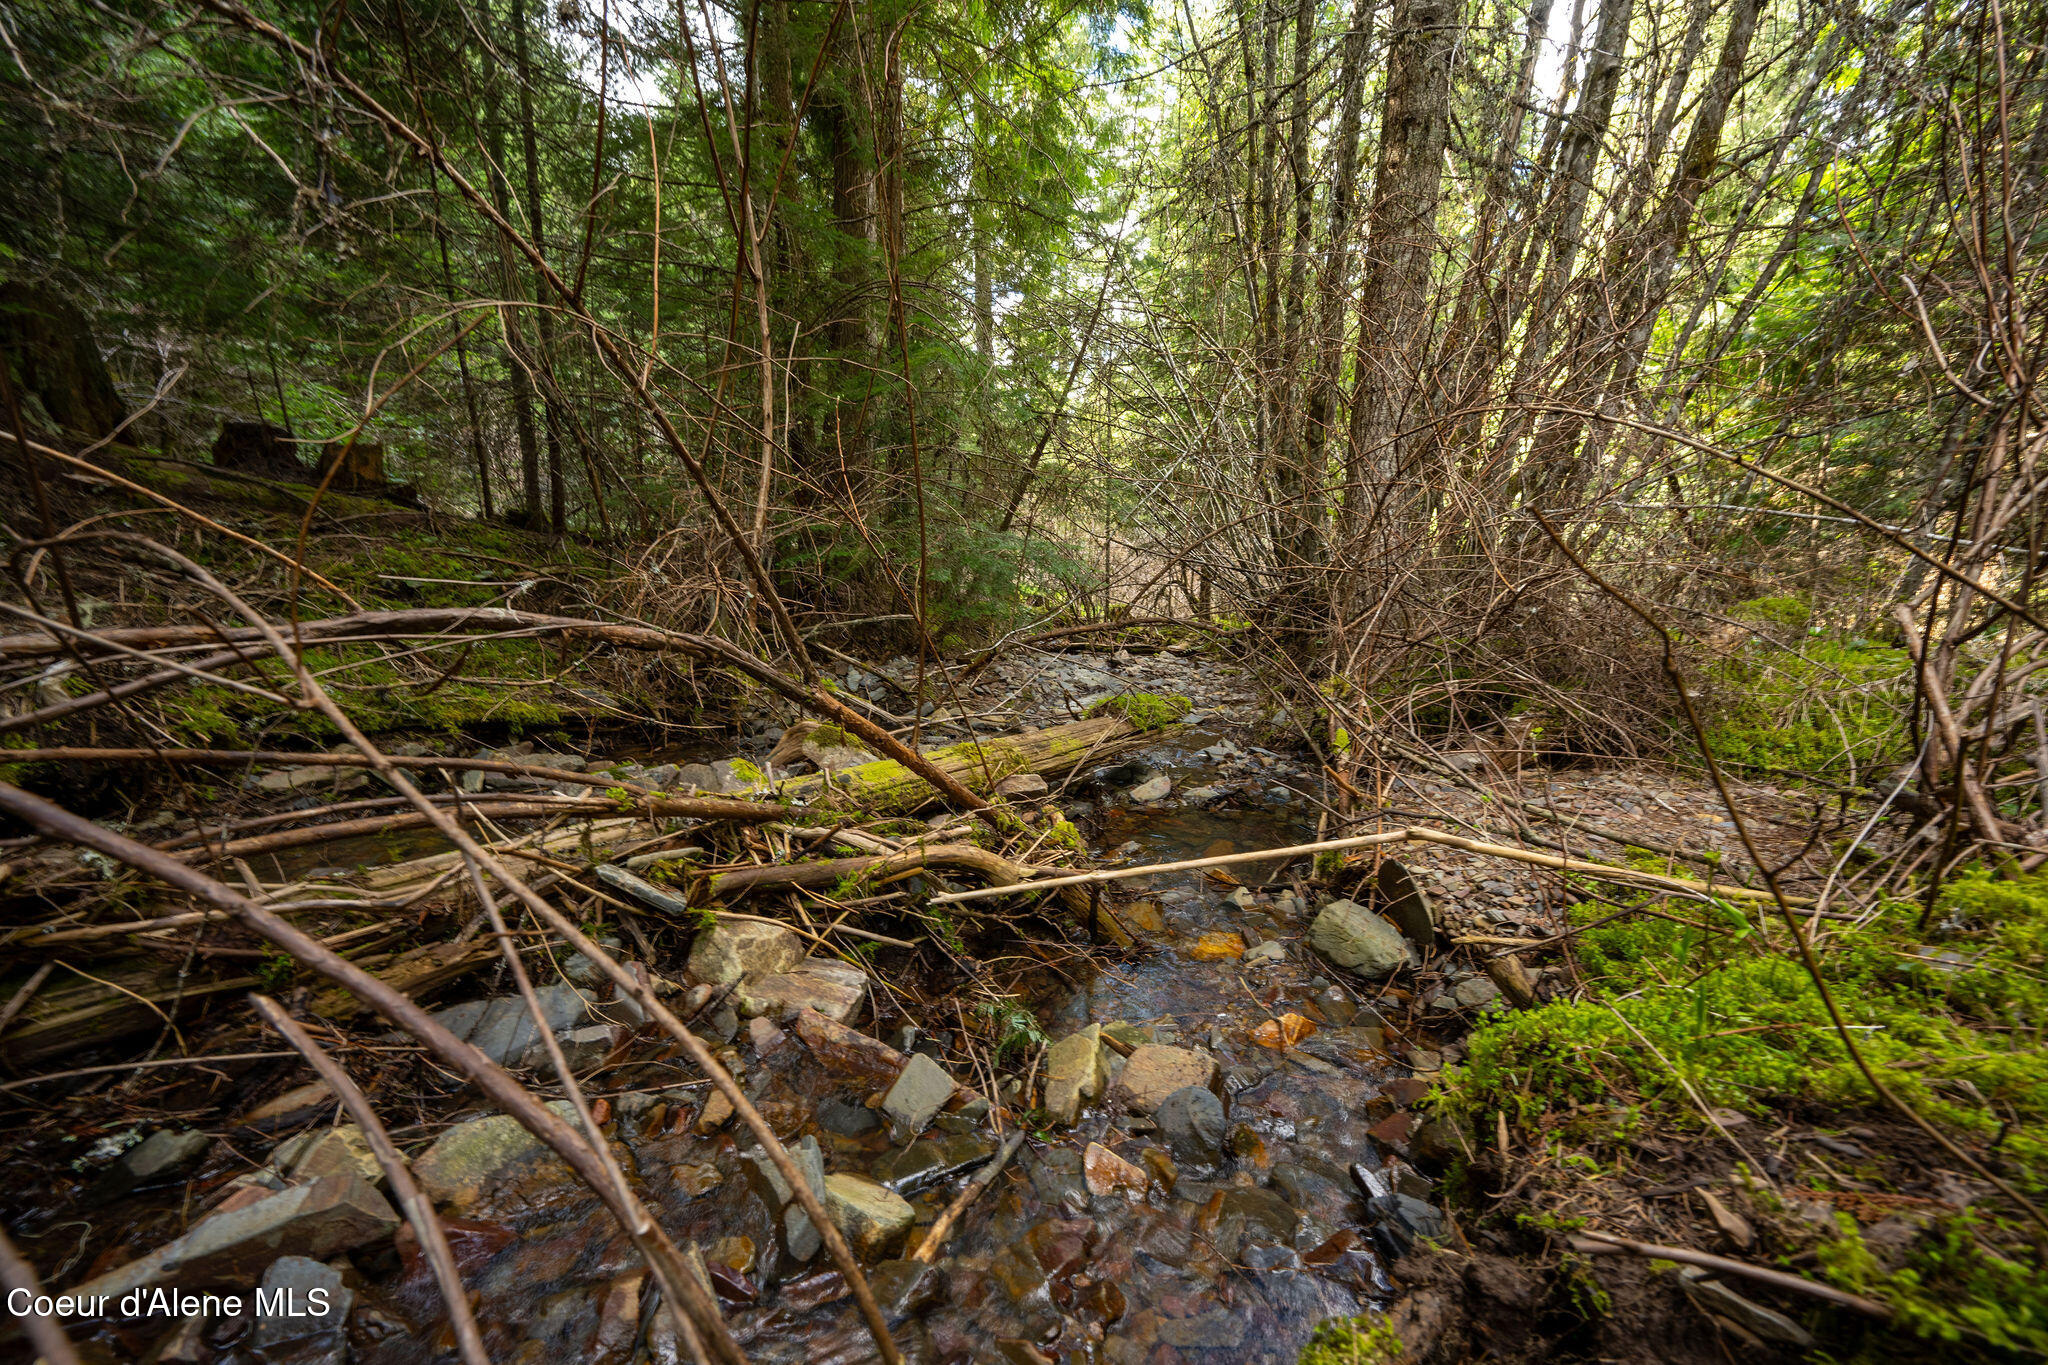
xmin=760 ymin=714 xmax=1140 ymax=813
xmin=704 ymin=841 xmax=1091 ymax=916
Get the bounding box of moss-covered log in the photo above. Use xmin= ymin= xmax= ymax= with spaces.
xmin=704 ymin=841 xmax=1091 ymax=916
xmin=758 ymin=713 xmax=1147 ymax=813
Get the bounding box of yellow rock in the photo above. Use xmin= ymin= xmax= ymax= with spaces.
xmin=1188 ymin=931 xmax=1246 ymax=961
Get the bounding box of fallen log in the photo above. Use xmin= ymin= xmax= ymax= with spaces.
xmin=755 ymin=714 xmax=1141 ymax=814
xmin=703 ymin=842 xmax=1091 ymax=916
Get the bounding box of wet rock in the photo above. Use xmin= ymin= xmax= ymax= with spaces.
xmin=1271 ymin=1160 xmax=1358 ymax=1226
xmin=687 ymin=919 xmax=803 ymax=986
xmin=273 ymin=1126 xmax=382 ymax=1187
xmin=882 ymin=1052 xmax=955 ymax=1139
xmin=1678 ymin=1267 xmax=1815 ymax=1346
xmin=413 ymin=1103 xmax=572 ymax=1208
xmin=1042 ymin=1025 xmax=1107 ymax=1125
xmin=824 ymin=1173 xmax=916 ymax=1258
xmin=1140 ymin=1148 xmax=1179 ymax=1194
xmin=1308 ymin=899 xmax=1413 ymax=978
xmin=1243 ymin=939 xmax=1286 ymax=966
xmin=1154 ymin=1086 xmax=1226 ymax=1163
xmin=433 ymin=983 xmax=594 ymax=1067
xmin=1220 ymin=1187 xmax=1300 ymax=1243
xmin=873 ymin=1131 xmax=996 ymax=1194
xmin=250 ymin=1255 xmax=350 ymax=1348
xmin=868 ymin=1258 xmax=944 ymax=1319
xmin=1127 ymin=774 xmax=1172 ymax=802
xmin=1082 ymin=1142 xmax=1148 ymax=1199
xmin=1352 ymin=1164 xmax=1446 ymax=1255
xmin=748 ymin=1135 xmax=827 ymax=1261
xmin=707 ymin=1235 xmax=756 ymax=1274
xmin=740 ymin=958 xmax=867 ymax=1024
xmin=1101 ymin=1021 xmax=1151 ymax=1050
xmin=818 ymin=1096 xmax=879 ymax=1137
xmin=1408 ymin=1047 xmax=1444 ymax=1071
xmin=1188 ymin=930 xmax=1246 ymax=960
xmin=695 ymin=1089 xmax=735 ymax=1134
xmin=794 ymin=1007 xmax=909 ymax=1082
xmin=75 ymin=1172 xmax=399 ymax=1302
xmin=1115 ymin=1045 xmax=1217 ymax=1113
xmin=593 ymin=1271 xmax=646 ymax=1354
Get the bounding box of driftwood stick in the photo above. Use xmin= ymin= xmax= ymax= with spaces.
xmin=910 ymin=1128 xmax=1027 ymax=1263
xmin=1568 ymin=1228 xmax=1892 ymax=1319
xmin=249 ymin=995 xmax=493 ymax=1365
xmin=928 ymin=827 xmax=1812 ymax=907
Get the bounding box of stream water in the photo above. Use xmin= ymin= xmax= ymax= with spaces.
xmin=42 ymin=734 xmax=1421 ymax=1365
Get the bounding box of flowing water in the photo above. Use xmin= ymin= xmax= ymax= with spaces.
xmin=36 ymin=737 xmax=1418 ymax=1365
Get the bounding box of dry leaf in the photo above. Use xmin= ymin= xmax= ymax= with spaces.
xmin=1251 ymin=1012 xmax=1317 ymax=1048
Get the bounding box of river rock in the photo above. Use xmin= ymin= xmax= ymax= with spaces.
xmin=687 ymin=920 xmax=803 ymax=986
xmin=521 ymin=1023 xmax=616 ymax=1071
xmin=251 ymin=1255 xmax=351 ymax=1347
xmin=1082 ymin=1142 xmax=1148 ymax=1199
xmin=433 ymin=983 xmax=594 ymax=1066
xmin=1154 ymin=1086 xmax=1226 ymax=1163
xmin=1041 ymin=1025 xmax=1107 ymax=1126
xmin=88 ymin=1128 xmax=211 ymax=1204
xmin=747 ymin=1136 xmax=827 ymax=1261
xmin=824 ymin=1173 xmax=916 ymax=1258
xmin=1453 ymin=976 xmax=1501 ymax=1008
xmin=995 ymin=772 xmax=1049 ymax=799
xmin=1115 ymin=1045 xmax=1217 ymax=1113
xmin=1375 ymin=858 xmax=1437 ymax=951
xmin=1128 ymin=774 xmax=1172 ymax=803
xmin=73 ymin=1172 xmax=399 ymax=1303
xmin=739 ymin=959 xmax=867 ymax=1024
xmin=882 ymin=1053 xmax=955 ymax=1139
xmin=412 ymin=1103 xmax=573 ymax=1208
xmin=1308 ymin=899 xmax=1413 ymax=978
xmin=274 ymin=1126 xmax=382 ymax=1187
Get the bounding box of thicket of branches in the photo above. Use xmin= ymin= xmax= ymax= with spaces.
xmin=1 ymin=0 xmax=2044 ymax=867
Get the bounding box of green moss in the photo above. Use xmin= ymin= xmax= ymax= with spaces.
xmin=1436 ymin=871 xmax=2048 ymax=1353
xmin=1297 ymin=1314 xmax=1405 ymax=1364
xmin=727 ymin=757 xmax=767 ymax=787
xmin=1733 ymin=593 xmax=1814 ymax=629
xmin=1084 ymin=692 xmax=1192 ymax=731
xmin=1702 ymin=639 xmax=1909 ymax=779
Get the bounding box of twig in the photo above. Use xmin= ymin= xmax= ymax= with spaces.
xmin=909 ymin=1128 xmax=1027 ymax=1263
xmin=1568 ymin=1228 xmax=1892 ymax=1319
xmin=250 ymin=996 xmax=492 ymax=1365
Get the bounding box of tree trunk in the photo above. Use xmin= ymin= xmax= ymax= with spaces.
xmin=511 ymin=0 xmax=567 ymax=534
xmin=1338 ymin=0 xmax=1460 ymax=632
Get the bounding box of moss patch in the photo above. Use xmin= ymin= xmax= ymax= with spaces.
xmin=1084 ymin=692 xmax=1192 ymax=731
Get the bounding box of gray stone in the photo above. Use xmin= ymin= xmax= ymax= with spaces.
xmin=687 ymin=920 xmax=803 ymax=987
xmin=251 ymin=1255 xmax=351 ymax=1347
xmin=1041 ymin=1025 xmax=1106 ymax=1126
xmin=819 ymin=1097 xmax=879 ymax=1137
xmin=1115 ymin=1046 xmax=1217 ymax=1114
xmin=739 ymin=959 xmax=867 ymax=1024
xmin=1128 ymin=774 xmax=1172 ymax=803
xmin=411 ymin=1103 xmax=574 ymax=1209
xmin=1308 ymin=899 xmax=1414 ymax=978
xmin=74 ymin=1173 xmax=399 ymax=1303
xmin=882 ymin=1053 xmax=956 ymax=1138
xmin=1453 ymin=976 xmax=1501 ymax=1008
xmin=825 ymin=1173 xmax=917 ymax=1259
xmin=123 ymin=1129 xmax=212 ymax=1181
xmin=994 ymin=772 xmax=1049 ymax=799
xmin=1243 ymin=939 xmax=1286 ymax=965
xmin=1154 ymin=1086 xmax=1226 ymax=1163
xmin=748 ymin=1136 xmax=827 ymax=1261
xmin=1178 ymin=784 xmax=1224 ymax=806
xmin=433 ymin=984 xmax=594 ymax=1067
xmin=522 ymin=1023 xmax=615 ymax=1071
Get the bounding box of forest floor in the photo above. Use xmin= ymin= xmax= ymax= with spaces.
xmin=2 ymin=463 xmax=2041 ymax=1364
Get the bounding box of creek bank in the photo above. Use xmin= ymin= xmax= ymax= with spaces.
xmin=2 ymin=641 xmax=1908 ymax=1364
